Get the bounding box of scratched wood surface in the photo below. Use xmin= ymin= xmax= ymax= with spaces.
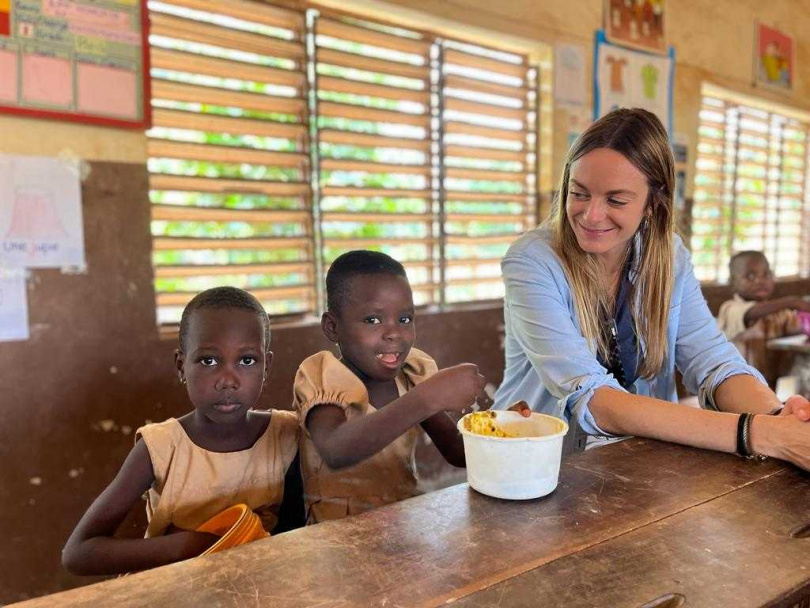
xmin=13 ymin=440 xmax=790 ymax=608
xmin=451 ymin=467 xmax=810 ymax=608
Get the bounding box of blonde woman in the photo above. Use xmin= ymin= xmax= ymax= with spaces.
xmin=495 ymin=108 xmax=810 ymax=470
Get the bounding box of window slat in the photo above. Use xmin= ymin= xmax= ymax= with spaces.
xmin=444 ymin=48 xmax=527 ymax=78
xmin=155 ymin=262 xmax=312 ymax=277
xmin=153 ymin=236 xmax=312 ymax=250
xmin=152 ymin=108 xmax=307 ymax=139
xmin=150 ymin=48 xmax=306 ymax=88
xmin=317 ymin=75 xmax=429 ymax=104
xmin=444 ymin=97 xmax=526 ymax=120
xmin=152 ymin=80 xmax=307 ymax=115
xmin=150 ymin=12 xmax=306 ymax=60
xmin=160 ymin=0 xmax=304 ymax=31
xmin=152 ymin=204 xmax=310 ymax=223
xmin=319 ymin=129 xmax=431 ymax=151
xmin=147 ymin=140 xmax=309 ymax=167
xmin=150 ymin=175 xmax=310 ymax=197
xmin=318 ymin=101 xmax=429 ymax=127
xmin=316 ymin=18 xmax=431 ymax=55
xmin=444 ymin=74 xmax=527 ymax=98
xmin=316 ymin=47 xmax=427 ymax=79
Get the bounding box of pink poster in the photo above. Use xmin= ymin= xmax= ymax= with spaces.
xmin=0 ymin=50 xmax=17 ymax=103
xmin=77 ymin=63 xmax=137 ymax=118
xmin=22 ymin=54 xmax=73 ymax=107
xmin=756 ymin=22 xmax=793 ymax=90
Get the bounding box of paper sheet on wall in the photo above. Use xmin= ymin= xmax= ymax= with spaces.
xmin=0 ymin=154 xmax=85 ymax=268
xmin=0 ymin=268 xmax=29 ymax=342
xmin=594 ymin=32 xmax=673 ymax=132
xmin=554 ymin=43 xmax=588 ymax=108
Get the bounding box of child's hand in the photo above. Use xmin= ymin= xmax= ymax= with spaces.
xmin=417 ymin=363 xmax=487 ymax=414
xmin=167 ymin=529 xmax=220 ymax=558
xmin=507 ymin=400 xmax=532 ymax=417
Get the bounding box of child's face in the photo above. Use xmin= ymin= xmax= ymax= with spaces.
xmin=327 ymin=274 xmax=415 ymax=382
xmin=731 ymin=255 xmax=774 ymax=301
xmin=175 ymin=308 xmax=269 ymax=423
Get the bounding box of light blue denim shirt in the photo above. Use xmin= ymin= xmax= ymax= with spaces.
xmin=493 ymin=226 xmax=766 ymax=436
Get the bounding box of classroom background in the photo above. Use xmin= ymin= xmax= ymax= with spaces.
xmin=2 ymin=0 xmax=810 ymax=603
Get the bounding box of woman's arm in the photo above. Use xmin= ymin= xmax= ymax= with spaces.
xmin=62 ymin=441 xmax=217 ymax=575
xmin=589 ymin=379 xmax=810 ymax=470
xmin=307 ymin=364 xmax=483 ymax=469
xmin=588 ymin=387 xmax=739 ymax=452
xmin=712 ymin=373 xmax=782 ymax=414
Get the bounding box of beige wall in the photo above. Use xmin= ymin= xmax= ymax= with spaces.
xmin=373 ymin=0 xmax=810 ymax=197
xmin=4 ymin=0 xmax=809 ymax=198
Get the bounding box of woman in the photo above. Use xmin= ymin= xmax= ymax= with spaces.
xmin=495 ymin=108 xmax=810 ymax=469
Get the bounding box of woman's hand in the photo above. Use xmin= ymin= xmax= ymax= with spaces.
xmin=751 ymin=414 xmax=810 ymax=471
xmin=781 ymin=395 xmax=810 ymax=422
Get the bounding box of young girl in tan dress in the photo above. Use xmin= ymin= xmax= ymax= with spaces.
xmin=294 ymin=250 xmax=487 ymax=524
xmin=62 ymin=287 xmax=300 ymax=575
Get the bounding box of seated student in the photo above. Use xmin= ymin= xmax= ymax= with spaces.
xmin=62 ymin=287 xmax=300 ymax=575
xmin=294 ymin=250 xmax=486 ymax=524
xmin=717 ymin=251 xmax=807 ymax=380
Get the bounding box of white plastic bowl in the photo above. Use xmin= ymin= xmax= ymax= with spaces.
xmin=457 ymin=411 xmax=569 ymax=500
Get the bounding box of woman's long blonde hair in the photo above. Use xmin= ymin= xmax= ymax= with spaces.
xmin=550 ymin=108 xmax=674 ymax=378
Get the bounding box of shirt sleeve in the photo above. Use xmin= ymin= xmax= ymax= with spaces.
xmin=293 ymin=352 xmax=369 ymax=429
xmin=716 ymin=297 xmax=754 ymax=341
xmin=401 ymin=347 xmax=439 ymax=387
xmin=502 ymin=251 xmax=625 ymax=437
xmin=672 ymin=248 xmax=767 ymax=409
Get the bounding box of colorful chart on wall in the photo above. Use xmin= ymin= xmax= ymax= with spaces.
xmin=604 ymin=0 xmax=666 ymax=54
xmin=593 ymin=30 xmax=674 ymax=133
xmin=0 ymin=0 xmax=149 ymax=129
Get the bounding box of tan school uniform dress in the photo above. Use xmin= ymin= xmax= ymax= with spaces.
xmin=136 ymin=410 xmax=299 ymax=537
xmin=293 ymin=348 xmax=438 ymax=524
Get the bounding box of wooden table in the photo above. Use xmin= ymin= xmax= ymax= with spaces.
xmin=768 ymin=334 xmax=810 ymax=355
xmin=15 ymin=439 xmax=810 ymax=608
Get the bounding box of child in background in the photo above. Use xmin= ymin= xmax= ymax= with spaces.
xmin=294 ymin=250 xmax=486 ymax=524
xmin=717 ymin=251 xmax=808 ymax=382
xmin=62 ymin=287 xmax=300 ymax=575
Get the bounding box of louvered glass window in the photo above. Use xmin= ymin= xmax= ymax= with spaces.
xmin=692 ymin=90 xmax=810 ymax=283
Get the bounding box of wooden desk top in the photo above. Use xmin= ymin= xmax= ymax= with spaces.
xmin=15 ymin=440 xmax=808 ymax=608
xmin=767 ymin=334 xmax=810 ymax=354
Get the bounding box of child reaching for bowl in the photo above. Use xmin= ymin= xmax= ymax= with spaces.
xmin=717 ymin=251 xmax=810 ymax=383
xmin=293 ymin=250 xmax=487 ymax=524
xmin=62 ymin=287 xmax=300 ymax=575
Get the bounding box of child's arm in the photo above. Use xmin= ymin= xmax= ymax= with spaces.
xmin=306 ymin=363 xmax=485 ymax=469
xmin=744 ymin=296 xmax=810 ymax=327
xmin=62 ymin=440 xmax=218 ymax=575
xmin=419 ymin=412 xmax=466 ymax=467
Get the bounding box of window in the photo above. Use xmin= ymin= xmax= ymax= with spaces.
xmin=691 ymin=87 xmax=810 ymax=283
xmin=148 ymin=1 xmax=540 ymax=324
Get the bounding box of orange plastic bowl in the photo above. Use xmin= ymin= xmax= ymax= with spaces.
xmin=196 ymin=504 xmax=269 ymax=556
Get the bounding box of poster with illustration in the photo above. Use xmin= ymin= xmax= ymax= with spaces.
xmin=755 ymin=22 xmax=793 ymax=91
xmin=594 ymin=31 xmax=674 ymax=133
xmin=0 ymin=154 xmax=85 ymax=268
xmin=605 ymin=0 xmax=666 ymax=54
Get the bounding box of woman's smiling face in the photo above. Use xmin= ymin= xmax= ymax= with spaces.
xmin=566 ymin=147 xmax=650 ymax=270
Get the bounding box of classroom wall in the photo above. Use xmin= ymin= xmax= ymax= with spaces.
xmin=3 ymin=0 xmax=810 ymax=603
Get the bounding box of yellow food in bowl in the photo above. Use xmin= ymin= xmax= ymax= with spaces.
xmin=463 ymin=411 xmax=516 ymax=438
